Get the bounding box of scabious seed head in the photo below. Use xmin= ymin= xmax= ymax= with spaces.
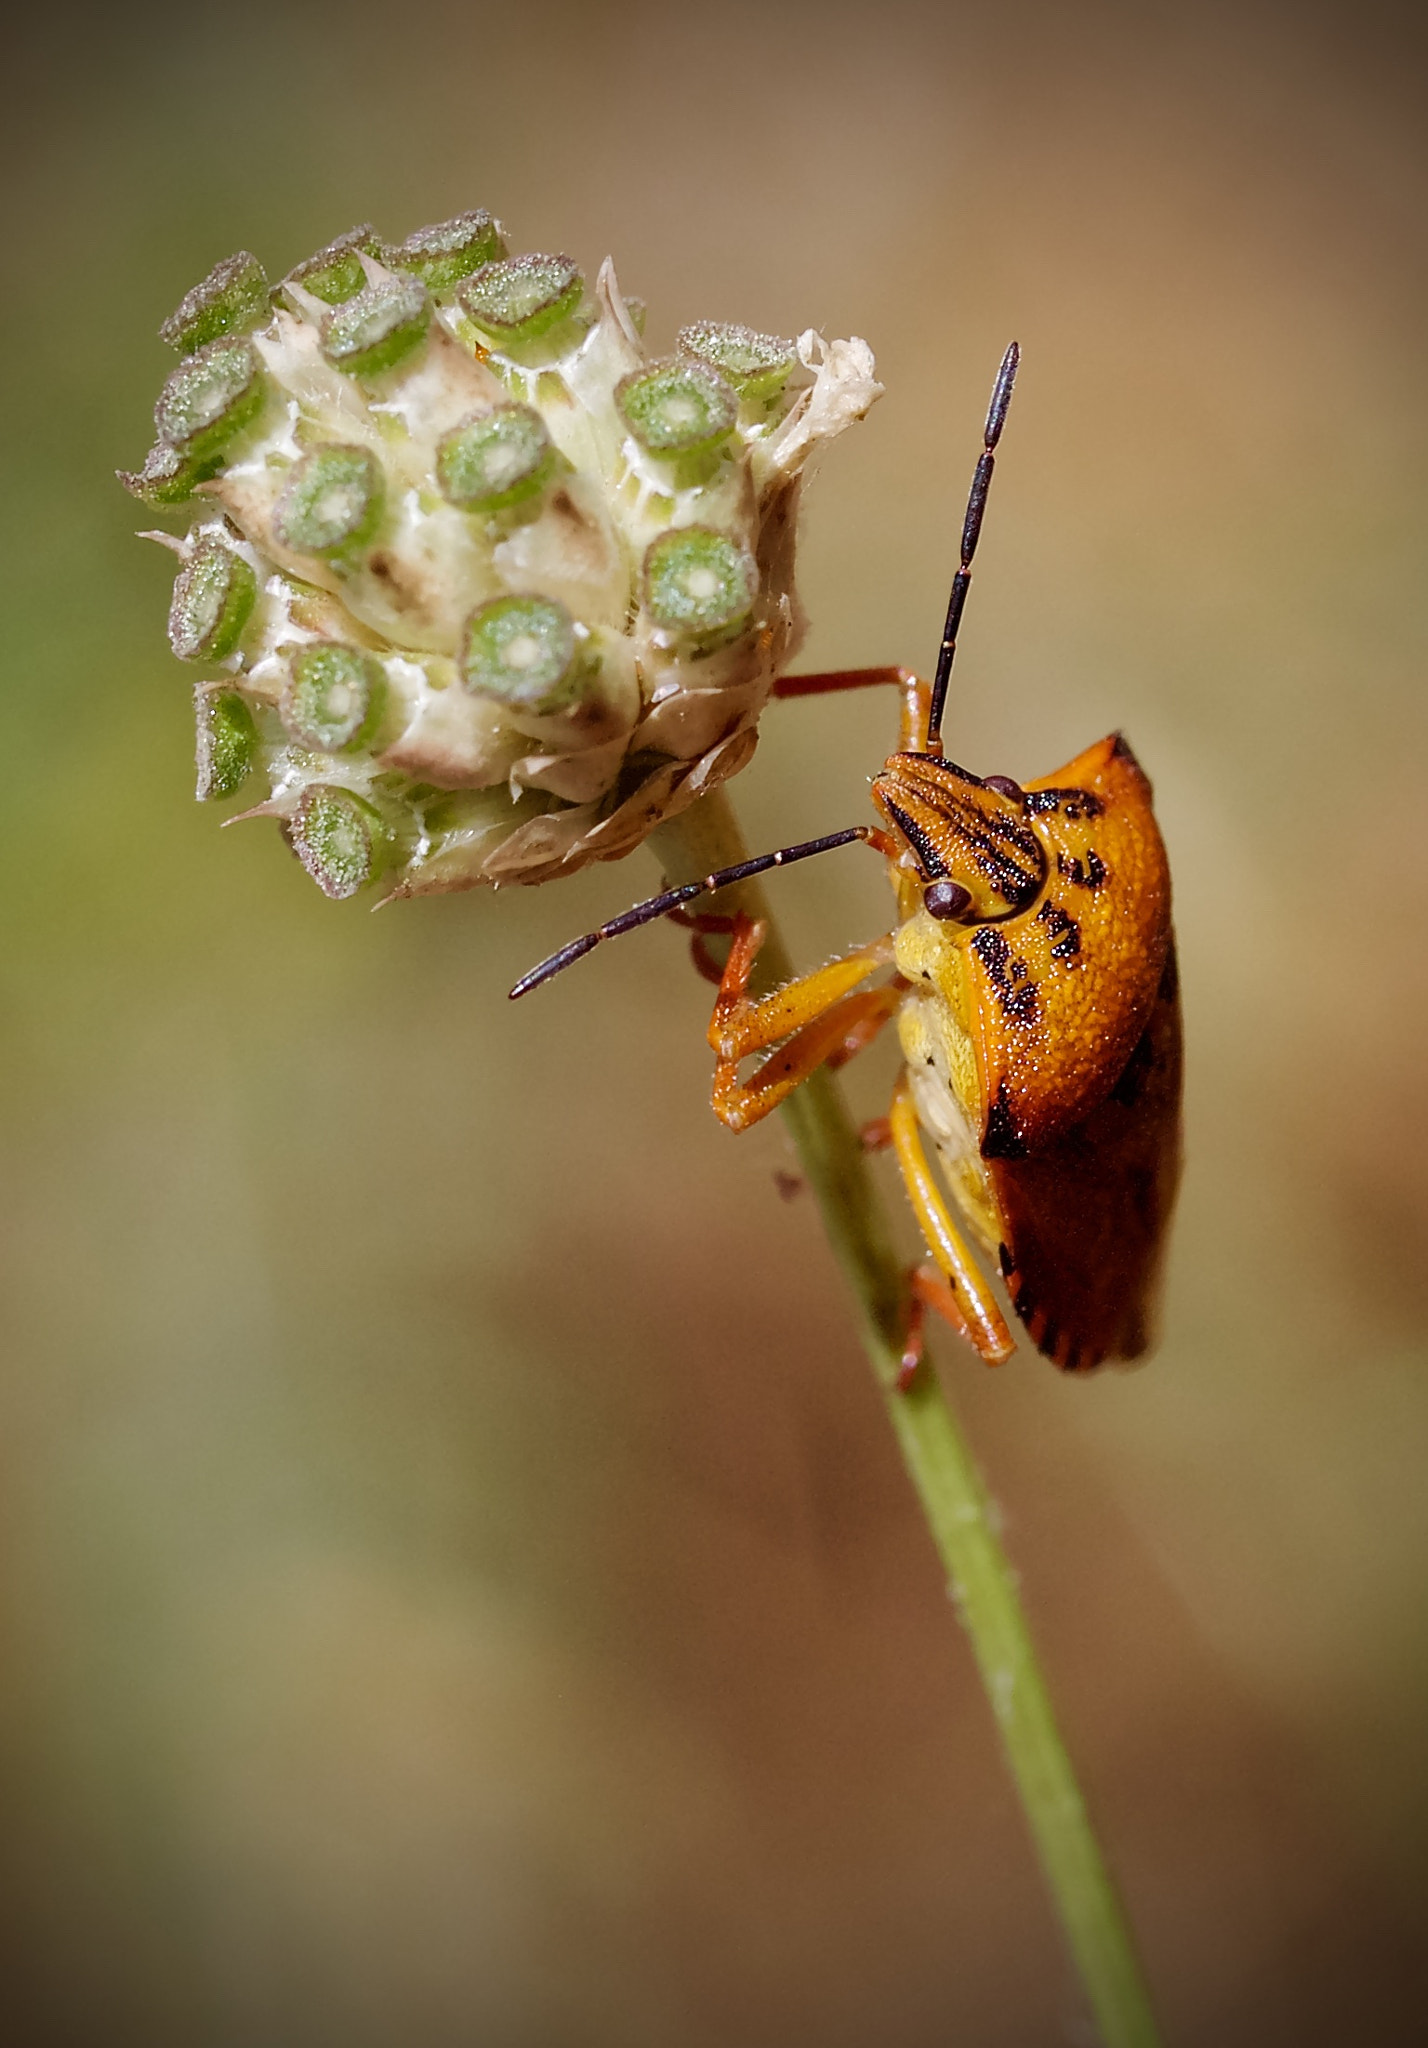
xmin=282 ymin=644 xmax=384 ymax=751
xmin=286 ymin=226 xmax=381 ymax=305
xmin=617 ymin=358 xmax=736 ymax=459
xmin=459 ymin=254 xmax=583 ymax=345
xmin=274 ymin=445 xmax=383 ymax=556
xmin=124 ymin=213 xmax=883 ymax=898
xmin=160 ymin=252 xmax=270 ymax=354
xmin=169 ymin=538 xmax=258 ymax=661
xmin=437 ymin=405 xmax=554 ymax=512
xmin=385 ymin=210 xmax=506 ymax=289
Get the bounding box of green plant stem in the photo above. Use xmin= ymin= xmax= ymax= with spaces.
xmin=651 ymin=787 xmax=1163 ymax=2048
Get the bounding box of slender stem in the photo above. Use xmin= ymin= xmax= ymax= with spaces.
xmin=651 ymin=787 xmax=1163 ymax=2048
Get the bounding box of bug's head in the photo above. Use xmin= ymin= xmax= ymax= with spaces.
xmin=872 ymin=752 xmax=1046 ymax=924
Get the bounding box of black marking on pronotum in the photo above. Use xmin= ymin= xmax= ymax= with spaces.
xmin=509 ymin=825 xmax=873 ymax=997
xmin=1025 ymin=787 xmax=1105 ymax=822
xmin=886 ymin=786 xmax=1044 ymax=908
xmin=1057 ymin=849 xmax=1107 ymax=891
xmin=1036 ymin=899 xmax=1082 ymax=960
xmin=891 ymin=751 xmax=985 ymax=791
xmin=879 ymin=797 xmax=949 ymax=880
xmin=997 ymin=1241 xmax=1016 ymax=1280
xmin=981 ymin=1081 xmax=1028 ymax=1159
xmin=971 ymin=928 xmax=1039 ymax=1026
xmin=927 ymin=342 xmax=1020 ymax=747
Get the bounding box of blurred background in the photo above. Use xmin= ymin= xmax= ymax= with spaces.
xmin=3 ymin=0 xmax=1426 ymax=2040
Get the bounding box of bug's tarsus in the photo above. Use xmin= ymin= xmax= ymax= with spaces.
xmin=509 ymin=826 xmax=876 ymax=998
xmin=926 ymin=340 xmax=1020 ymax=751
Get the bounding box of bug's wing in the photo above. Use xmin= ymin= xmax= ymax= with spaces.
xmin=988 ymin=944 xmax=1182 ymax=1370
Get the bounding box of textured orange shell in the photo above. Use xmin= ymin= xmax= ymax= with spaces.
xmin=967 ymin=734 xmax=1172 ymax=1155
xmin=975 ymin=734 xmax=1181 ymax=1368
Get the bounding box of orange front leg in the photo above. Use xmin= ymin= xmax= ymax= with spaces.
xmin=709 ymin=914 xmax=900 ymax=1132
xmin=889 ymin=1071 xmax=1015 ymax=1365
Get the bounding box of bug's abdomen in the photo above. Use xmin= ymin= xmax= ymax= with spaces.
xmin=990 ymin=944 xmax=1182 ymax=1370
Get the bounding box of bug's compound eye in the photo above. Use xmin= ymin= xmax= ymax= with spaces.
xmin=983 ymin=774 xmax=1025 ymax=805
xmin=924 ymin=878 xmax=975 ymax=922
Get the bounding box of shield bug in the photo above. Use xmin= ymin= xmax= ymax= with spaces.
xmin=511 ymin=346 xmax=1182 ymax=1378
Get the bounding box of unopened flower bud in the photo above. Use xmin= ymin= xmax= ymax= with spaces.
xmin=437 ymin=405 xmax=554 ymax=512
xmin=168 ymin=538 xmax=258 ymax=661
xmin=286 ymin=226 xmax=381 ymax=306
xmin=280 ymin=644 xmax=384 ymax=751
xmin=644 ymin=527 xmax=756 ymax=637
xmin=678 ymin=321 xmax=797 ymax=407
xmin=160 ymin=252 xmax=270 ymax=354
xmin=274 ymin=444 xmax=383 ymax=556
xmin=322 ymin=278 xmax=431 ymax=379
xmin=617 ymin=358 xmax=736 ymax=460
xmin=459 ymin=255 xmax=583 ymax=347
xmin=194 ymin=686 xmax=258 ymax=799
xmin=460 ymin=595 xmax=578 ymax=713
xmin=154 ymin=338 xmax=265 ymax=462
xmin=119 ymin=440 xmax=209 ymax=507
xmin=384 ymin=210 xmax=506 ymax=289
xmin=287 ymin=783 xmax=392 ymax=899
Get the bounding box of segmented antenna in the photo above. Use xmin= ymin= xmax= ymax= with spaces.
xmin=510 ymin=826 xmax=878 ymax=997
xmin=925 ymin=341 xmax=1020 ymax=750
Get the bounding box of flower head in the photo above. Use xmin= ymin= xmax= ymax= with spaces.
xmin=123 ymin=213 xmax=881 ymax=897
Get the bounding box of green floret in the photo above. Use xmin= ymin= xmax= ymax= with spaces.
xmin=644 ymin=527 xmax=756 ymax=636
xmin=458 ymin=255 xmax=583 ymax=345
xmin=274 ymin=445 xmax=383 ymax=557
xmin=194 ymin=687 xmax=258 ymax=799
xmin=118 ymin=441 xmax=213 ymax=507
xmin=437 ymin=405 xmax=554 ymax=512
xmin=168 ymin=540 xmax=258 ymax=661
xmin=384 ymin=210 xmax=506 ymax=289
xmin=281 ymin=644 xmax=383 ymax=752
xmin=288 ymin=784 xmax=389 ymax=898
xmin=160 ymin=252 xmax=270 ymax=354
xmin=286 ymin=225 xmax=382 ymax=305
xmin=616 ymin=359 xmax=736 ymax=459
xmin=678 ymin=320 xmax=797 ymax=404
xmin=460 ymin=595 xmax=579 ymax=712
xmin=322 ymin=278 xmax=431 ymax=378
xmin=153 ymin=338 xmax=265 ymax=462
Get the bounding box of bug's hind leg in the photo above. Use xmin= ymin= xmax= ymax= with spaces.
xmin=889 ymin=1072 xmax=1015 ymax=1365
xmin=710 ymin=914 xmax=900 ymax=1133
xmin=898 ymin=1266 xmax=980 ymax=1390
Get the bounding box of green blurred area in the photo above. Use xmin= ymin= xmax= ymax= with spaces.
xmin=2 ymin=1 xmax=1426 ymax=2041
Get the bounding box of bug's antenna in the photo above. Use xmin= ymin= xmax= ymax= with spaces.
xmin=925 ymin=341 xmax=1020 ymax=752
xmin=509 ymin=826 xmax=880 ymax=998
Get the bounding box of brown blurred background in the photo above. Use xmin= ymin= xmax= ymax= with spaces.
xmin=2 ymin=0 xmax=1426 ymax=2041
